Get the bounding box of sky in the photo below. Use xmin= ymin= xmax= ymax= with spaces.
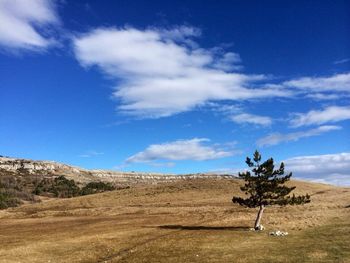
xmin=0 ymin=0 xmax=349 ymax=185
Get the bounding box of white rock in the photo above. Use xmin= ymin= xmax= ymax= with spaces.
xmin=255 ymin=224 xmax=265 ymax=231
xmin=269 ymin=230 xmax=288 ymax=236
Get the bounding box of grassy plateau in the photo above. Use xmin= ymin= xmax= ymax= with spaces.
xmin=0 ymin=179 xmax=349 ymax=263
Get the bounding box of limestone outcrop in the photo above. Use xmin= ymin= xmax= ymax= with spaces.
xmin=0 ymin=157 xmax=81 ymax=174
xmin=0 ymin=156 xmax=236 ymax=185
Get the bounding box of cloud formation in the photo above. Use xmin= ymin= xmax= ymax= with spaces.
xmin=290 ymin=105 xmax=350 ymax=127
xmin=230 ymin=113 xmax=272 ymax=126
xmin=73 ymin=26 xmax=289 ymax=118
xmin=305 ymin=93 xmax=341 ymax=101
xmin=334 ymin=58 xmax=350 ymax=65
xmin=285 ymin=152 xmax=350 ymax=186
xmin=257 ymin=125 xmax=341 ymax=147
xmin=0 ymin=0 xmax=59 ymax=51
xmin=78 ymin=150 xmax=104 ymax=158
xmin=284 ymin=72 xmax=350 ymax=93
xmin=126 ymin=138 xmax=234 ymax=163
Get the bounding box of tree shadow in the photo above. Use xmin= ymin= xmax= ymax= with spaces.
xmin=158 ymin=225 xmax=250 ymax=231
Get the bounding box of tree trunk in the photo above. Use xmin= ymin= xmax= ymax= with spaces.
xmin=254 ymin=205 xmax=265 ymax=229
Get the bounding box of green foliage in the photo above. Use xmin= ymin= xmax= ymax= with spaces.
xmin=0 ymin=169 xmax=116 ymax=209
xmin=33 ymin=175 xmax=80 ymax=198
xmin=33 ymin=176 xmax=116 ymax=198
xmin=52 ymin=176 xmax=81 ymax=198
xmin=80 ymin=181 xmax=115 ymax=195
xmin=232 ymin=150 xmax=310 ymax=208
xmin=32 ymin=178 xmax=53 ymax=195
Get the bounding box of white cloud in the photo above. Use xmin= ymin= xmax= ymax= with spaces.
xmin=257 ymin=125 xmax=341 ymax=147
xmin=284 ymin=153 xmax=350 ymax=186
xmin=334 ymin=58 xmax=350 ymax=65
xmin=212 ymin=52 xmax=243 ymax=71
xmin=126 ymin=138 xmax=234 ymax=163
xmin=0 ymin=0 xmax=59 ymax=51
xmin=73 ymin=26 xmax=290 ymax=118
xmin=230 ymin=113 xmax=272 ymax=126
xmin=284 ymin=72 xmax=350 ymax=93
xmin=305 ymin=93 xmax=342 ymax=101
xmin=290 ymin=105 xmax=350 ymax=127
xmin=148 ymin=162 xmax=176 ymax=168
xmin=260 ymin=73 xmax=350 ymax=102
xmin=79 ymin=150 xmax=104 ymax=158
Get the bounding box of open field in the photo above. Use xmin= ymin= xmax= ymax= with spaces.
xmin=0 ymin=179 xmax=349 ymax=263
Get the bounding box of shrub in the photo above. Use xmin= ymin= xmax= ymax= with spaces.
xmin=80 ymin=181 xmax=115 ymax=195
xmin=52 ymin=176 xmax=81 ymax=198
xmin=0 ymin=190 xmax=21 ymax=209
xmin=33 ymin=176 xmax=80 ymax=198
xmin=0 ymin=174 xmax=36 ymax=209
xmin=33 ymin=176 xmax=115 ymax=198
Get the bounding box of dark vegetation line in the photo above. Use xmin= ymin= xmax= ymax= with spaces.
xmin=0 ymin=170 xmax=117 ymax=209
xmin=34 ymin=175 xmax=116 ymax=197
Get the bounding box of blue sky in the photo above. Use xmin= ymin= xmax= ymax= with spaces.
xmin=0 ymin=0 xmax=349 ymax=185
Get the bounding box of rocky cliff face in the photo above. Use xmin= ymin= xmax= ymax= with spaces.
xmin=0 ymin=157 xmax=81 ymax=174
xmin=0 ymin=156 xmax=236 ymax=185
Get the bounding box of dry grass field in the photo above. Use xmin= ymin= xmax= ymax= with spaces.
xmin=0 ymin=178 xmax=349 ymax=263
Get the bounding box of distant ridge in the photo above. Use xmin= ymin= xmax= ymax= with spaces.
xmin=0 ymin=156 xmax=236 ymax=185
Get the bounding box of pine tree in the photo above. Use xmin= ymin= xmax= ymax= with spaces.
xmin=232 ymin=150 xmax=310 ymax=230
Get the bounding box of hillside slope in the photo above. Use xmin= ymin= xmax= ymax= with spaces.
xmin=0 ymin=156 xmax=235 ymax=185
xmin=0 ymin=178 xmax=349 ymax=262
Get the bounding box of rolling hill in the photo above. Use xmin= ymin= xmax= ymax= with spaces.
xmin=0 ymin=157 xmax=349 ymax=262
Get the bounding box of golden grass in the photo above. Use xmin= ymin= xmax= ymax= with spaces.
xmin=0 ymin=179 xmax=349 ymax=263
